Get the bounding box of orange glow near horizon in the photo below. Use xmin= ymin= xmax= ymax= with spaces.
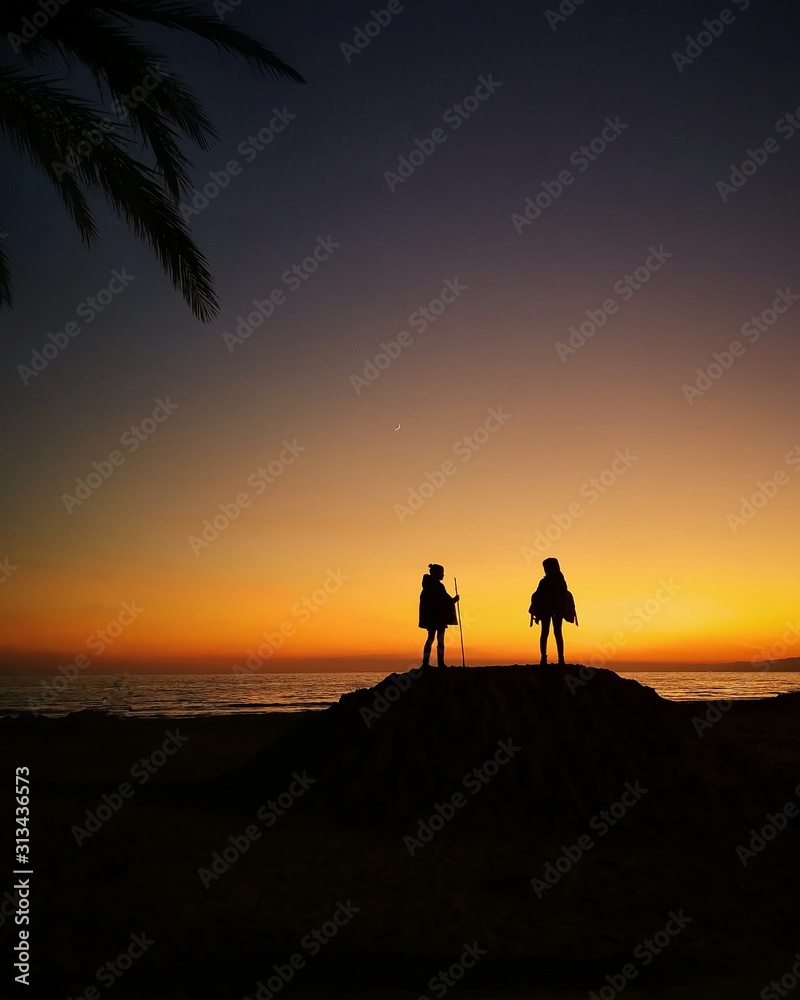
xmin=3 ymin=397 xmax=798 ymax=671
xmin=4 ymin=232 xmax=799 ymax=674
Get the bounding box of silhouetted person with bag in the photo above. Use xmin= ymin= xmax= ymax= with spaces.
xmin=529 ymin=557 xmax=577 ymax=665
xmin=418 ymin=563 xmax=459 ymax=668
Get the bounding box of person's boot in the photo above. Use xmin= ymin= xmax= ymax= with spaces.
xmin=539 ymin=656 xmax=547 ymax=666
xmin=437 ymin=648 xmax=448 ymax=669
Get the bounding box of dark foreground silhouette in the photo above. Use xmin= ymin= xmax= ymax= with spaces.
xmin=418 ymin=562 xmax=459 ymax=668
xmin=7 ymin=665 xmax=800 ymax=997
xmin=529 ymin=556 xmax=577 ymax=665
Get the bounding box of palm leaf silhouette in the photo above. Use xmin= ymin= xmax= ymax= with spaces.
xmin=0 ymin=0 xmax=304 ymax=319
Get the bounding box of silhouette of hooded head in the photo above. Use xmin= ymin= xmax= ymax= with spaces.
xmin=427 ymin=563 xmax=444 ymax=580
xmin=542 ymin=557 xmax=562 ymax=578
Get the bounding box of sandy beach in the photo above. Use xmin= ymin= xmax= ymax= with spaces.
xmin=4 ymin=665 xmax=800 ymax=999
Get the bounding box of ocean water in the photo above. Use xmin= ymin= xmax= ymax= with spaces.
xmin=0 ymin=669 xmax=799 ymax=718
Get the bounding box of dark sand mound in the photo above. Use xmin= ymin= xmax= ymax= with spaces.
xmin=191 ymin=665 xmax=798 ymax=974
xmin=12 ymin=666 xmax=800 ymax=996
xmin=223 ymin=665 xmax=778 ymax=831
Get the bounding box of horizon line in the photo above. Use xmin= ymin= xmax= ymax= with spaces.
xmin=0 ymin=655 xmax=797 ymax=676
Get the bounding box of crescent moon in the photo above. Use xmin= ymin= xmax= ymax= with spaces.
xmin=395 ymin=423 xmax=401 ymax=431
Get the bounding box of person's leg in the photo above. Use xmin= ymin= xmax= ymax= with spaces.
xmin=539 ymin=617 xmax=551 ymax=664
xmin=436 ymin=627 xmax=447 ymax=667
xmin=553 ymin=616 xmax=565 ymax=664
xmin=422 ymin=628 xmax=435 ymax=667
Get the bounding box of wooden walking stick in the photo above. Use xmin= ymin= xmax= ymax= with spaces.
xmin=454 ymin=576 xmax=466 ymax=668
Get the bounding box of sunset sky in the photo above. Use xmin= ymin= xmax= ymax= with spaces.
xmin=1 ymin=0 xmax=799 ymax=673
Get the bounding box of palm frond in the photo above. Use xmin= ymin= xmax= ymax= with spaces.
xmin=16 ymin=10 xmax=218 ymax=200
xmin=0 ymin=68 xmax=99 ymax=244
xmin=0 ymin=240 xmax=12 ymax=309
xmin=0 ymin=67 xmax=217 ymax=319
xmin=80 ymin=150 xmax=220 ymax=320
xmin=86 ymin=0 xmax=306 ymax=82
xmin=0 ymin=0 xmax=304 ymax=320
xmin=21 ymin=11 xmax=218 ymax=146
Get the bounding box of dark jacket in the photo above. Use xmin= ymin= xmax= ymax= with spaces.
xmin=418 ymin=575 xmax=458 ymax=629
xmin=530 ymin=574 xmax=569 ymax=619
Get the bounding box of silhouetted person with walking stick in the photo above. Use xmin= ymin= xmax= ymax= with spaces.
xmin=529 ymin=557 xmax=577 ymax=665
xmin=419 ymin=563 xmax=459 ymax=668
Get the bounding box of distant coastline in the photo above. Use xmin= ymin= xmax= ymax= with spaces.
xmin=0 ymin=655 xmax=798 ymax=675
